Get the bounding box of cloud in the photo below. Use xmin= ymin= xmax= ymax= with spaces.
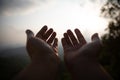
xmin=0 ymin=0 xmax=107 ymax=16
xmin=66 ymin=0 xmax=107 ymax=6
xmin=0 ymin=0 xmax=49 ymax=16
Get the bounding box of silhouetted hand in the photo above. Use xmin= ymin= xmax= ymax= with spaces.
xmin=26 ymin=25 xmax=59 ymax=63
xmin=25 ymin=26 xmax=60 ymax=79
xmin=61 ymin=29 xmax=112 ymax=80
xmin=62 ymin=29 xmax=102 ymax=66
xmin=13 ymin=26 xmax=60 ymax=80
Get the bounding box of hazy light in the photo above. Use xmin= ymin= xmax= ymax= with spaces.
xmin=29 ymin=0 xmax=108 ymax=41
xmin=0 ymin=0 xmax=108 ymax=47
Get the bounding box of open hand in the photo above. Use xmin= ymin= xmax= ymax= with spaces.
xmin=61 ymin=29 xmax=102 ymax=68
xmin=26 ymin=25 xmax=60 ymax=63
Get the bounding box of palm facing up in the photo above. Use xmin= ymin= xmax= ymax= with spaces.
xmin=13 ymin=26 xmax=60 ymax=80
xmin=62 ymin=29 xmax=102 ymax=67
xmin=26 ymin=25 xmax=59 ymax=63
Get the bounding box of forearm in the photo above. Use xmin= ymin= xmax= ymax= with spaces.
xmin=13 ymin=61 xmax=59 ymax=80
xmin=69 ymin=58 xmax=113 ymax=80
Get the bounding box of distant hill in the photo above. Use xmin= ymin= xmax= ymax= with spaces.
xmin=0 ymin=46 xmax=64 ymax=80
xmin=0 ymin=47 xmax=30 ymax=80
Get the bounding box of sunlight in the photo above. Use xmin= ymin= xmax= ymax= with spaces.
xmin=0 ymin=0 xmax=108 ymax=47
xmin=32 ymin=1 xmax=108 ymax=41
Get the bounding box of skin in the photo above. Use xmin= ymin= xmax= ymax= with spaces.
xmin=13 ymin=26 xmax=113 ymax=80
xmin=13 ymin=26 xmax=60 ymax=80
xmin=61 ymin=29 xmax=113 ymax=80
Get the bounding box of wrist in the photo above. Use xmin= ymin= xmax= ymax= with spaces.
xmin=13 ymin=61 xmax=60 ymax=80
xmin=30 ymin=60 xmax=60 ymax=80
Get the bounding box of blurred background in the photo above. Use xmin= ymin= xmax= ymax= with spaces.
xmin=0 ymin=0 xmax=120 ymax=80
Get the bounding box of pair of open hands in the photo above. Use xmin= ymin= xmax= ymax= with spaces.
xmin=26 ymin=25 xmax=102 ymax=73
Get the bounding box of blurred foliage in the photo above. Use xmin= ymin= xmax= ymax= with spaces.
xmin=101 ymin=0 xmax=120 ymax=21
xmin=100 ymin=0 xmax=120 ymax=80
xmin=99 ymin=22 xmax=120 ymax=80
xmin=1 ymin=1 xmax=120 ymax=80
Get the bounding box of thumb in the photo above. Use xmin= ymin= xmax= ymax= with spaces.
xmin=91 ymin=33 xmax=100 ymax=41
xmin=91 ymin=33 xmax=103 ymax=48
xmin=26 ymin=29 xmax=34 ymax=40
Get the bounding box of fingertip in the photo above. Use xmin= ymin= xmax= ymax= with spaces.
xmin=43 ymin=25 xmax=48 ymax=28
xmin=25 ymin=29 xmax=34 ymax=39
xmin=61 ymin=38 xmax=65 ymax=44
xmin=67 ymin=29 xmax=71 ymax=33
xmin=91 ymin=33 xmax=99 ymax=41
xmin=63 ymin=33 xmax=67 ymax=37
xmin=54 ymin=32 xmax=57 ymax=36
xmin=74 ymin=28 xmax=80 ymax=34
xmin=41 ymin=25 xmax=48 ymax=31
xmin=49 ymin=28 xmax=53 ymax=32
xmin=26 ymin=29 xmax=33 ymax=35
xmin=53 ymin=38 xmax=58 ymax=48
xmin=93 ymin=32 xmax=98 ymax=36
xmin=61 ymin=37 xmax=64 ymax=42
xmin=61 ymin=38 xmax=66 ymax=47
xmin=74 ymin=28 xmax=79 ymax=32
xmin=54 ymin=38 xmax=58 ymax=44
xmin=26 ymin=29 xmax=31 ymax=34
xmin=36 ymin=25 xmax=48 ymax=37
xmin=55 ymin=38 xmax=58 ymax=41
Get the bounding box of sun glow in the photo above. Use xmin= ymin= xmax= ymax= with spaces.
xmin=32 ymin=1 xmax=108 ymax=41
xmin=0 ymin=0 xmax=108 ymax=47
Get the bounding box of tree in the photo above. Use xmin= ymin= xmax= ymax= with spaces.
xmin=100 ymin=0 xmax=120 ymax=80
xmin=101 ymin=0 xmax=120 ymax=21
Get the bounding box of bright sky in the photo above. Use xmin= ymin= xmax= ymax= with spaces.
xmin=0 ymin=0 xmax=108 ymax=49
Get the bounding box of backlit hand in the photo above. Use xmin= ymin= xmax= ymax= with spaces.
xmin=26 ymin=25 xmax=59 ymax=63
xmin=62 ymin=29 xmax=102 ymax=68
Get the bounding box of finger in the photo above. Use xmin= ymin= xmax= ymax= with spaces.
xmin=64 ymin=33 xmax=73 ymax=46
xmin=91 ymin=33 xmax=103 ymax=51
xmin=67 ymin=30 xmax=79 ymax=46
xmin=47 ymin=32 xmax=56 ymax=44
xmin=26 ymin=29 xmax=34 ymax=40
xmin=53 ymin=38 xmax=58 ymax=48
xmin=61 ymin=38 xmax=70 ymax=51
xmin=74 ymin=29 xmax=86 ymax=45
xmin=91 ymin=33 xmax=100 ymax=41
xmin=53 ymin=38 xmax=58 ymax=55
xmin=36 ymin=25 xmax=47 ymax=38
xmin=43 ymin=28 xmax=53 ymax=40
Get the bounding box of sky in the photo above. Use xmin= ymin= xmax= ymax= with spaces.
xmin=0 ymin=0 xmax=108 ymax=50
